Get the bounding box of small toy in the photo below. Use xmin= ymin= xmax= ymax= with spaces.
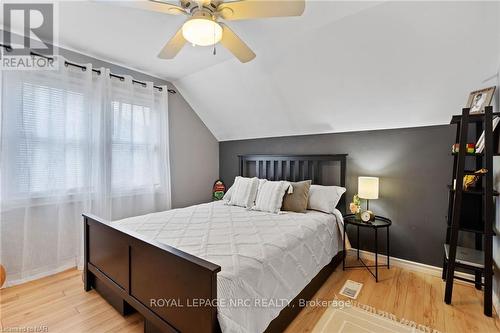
xmin=212 ymin=180 xmax=226 ymax=201
xmin=452 ymin=143 xmax=475 ymax=154
xmin=463 ymin=168 xmax=488 ymax=190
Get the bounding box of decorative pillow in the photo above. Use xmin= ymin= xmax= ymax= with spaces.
xmin=223 ymin=185 xmax=233 ymax=202
xmin=282 ymin=180 xmax=312 ymax=213
xmin=228 ymin=176 xmax=259 ymax=208
xmin=307 ymin=185 xmax=346 ymax=213
xmin=257 ymin=178 xmax=267 ymax=191
xmin=253 ymin=180 xmax=291 ymax=213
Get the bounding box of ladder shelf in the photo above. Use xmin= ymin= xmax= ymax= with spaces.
xmin=444 ymin=244 xmax=484 ymax=270
xmin=442 ymin=106 xmax=495 ymax=317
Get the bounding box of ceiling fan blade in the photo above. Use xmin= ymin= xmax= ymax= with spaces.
xmin=220 ymin=23 xmax=256 ymax=63
xmin=218 ymin=0 xmax=305 ymax=20
xmin=158 ymin=26 xmax=187 ymax=59
xmin=111 ymin=0 xmax=187 ymax=15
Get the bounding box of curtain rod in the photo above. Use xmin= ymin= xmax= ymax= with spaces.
xmin=0 ymin=44 xmax=176 ymax=94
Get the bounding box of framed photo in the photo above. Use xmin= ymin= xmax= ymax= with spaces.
xmin=466 ymin=86 xmax=496 ymax=114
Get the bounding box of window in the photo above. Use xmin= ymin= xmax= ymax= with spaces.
xmin=111 ymin=101 xmax=160 ymax=193
xmin=13 ymin=83 xmax=88 ymax=197
xmin=8 ymin=84 xmax=162 ymax=199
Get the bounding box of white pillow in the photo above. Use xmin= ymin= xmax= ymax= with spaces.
xmin=228 ymin=176 xmax=259 ymax=208
xmin=257 ymin=178 xmax=267 ymax=191
xmin=307 ymin=185 xmax=346 ymax=213
xmin=224 ymin=178 xmax=267 ymax=205
xmin=253 ymin=180 xmax=291 ymax=213
xmin=222 ymin=185 xmax=233 ymax=202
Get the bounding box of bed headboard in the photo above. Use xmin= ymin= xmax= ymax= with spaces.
xmin=238 ymin=154 xmax=348 ymax=214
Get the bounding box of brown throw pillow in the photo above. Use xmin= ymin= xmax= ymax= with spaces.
xmin=281 ymin=180 xmax=312 ymax=213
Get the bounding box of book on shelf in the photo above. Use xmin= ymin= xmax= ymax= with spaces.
xmin=475 ymin=116 xmax=500 ymax=153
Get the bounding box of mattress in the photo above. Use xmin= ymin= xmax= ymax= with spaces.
xmin=113 ymin=201 xmax=345 ymax=333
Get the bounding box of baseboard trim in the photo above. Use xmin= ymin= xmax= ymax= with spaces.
xmin=351 ymin=248 xmax=474 ymax=280
xmin=3 ymin=262 xmax=77 ymax=288
xmin=350 ymin=248 xmax=499 ymax=314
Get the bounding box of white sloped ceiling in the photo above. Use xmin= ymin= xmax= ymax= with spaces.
xmin=174 ymin=1 xmax=500 ymax=141
xmin=4 ymin=1 xmax=499 ymax=141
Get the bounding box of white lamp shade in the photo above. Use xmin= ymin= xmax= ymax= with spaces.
xmin=358 ymin=177 xmax=379 ymax=200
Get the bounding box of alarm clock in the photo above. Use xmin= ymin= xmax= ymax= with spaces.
xmin=361 ymin=210 xmax=375 ymax=223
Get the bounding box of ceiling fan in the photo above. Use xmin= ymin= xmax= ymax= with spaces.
xmin=121 ymin=0 xmax=305 ymax=63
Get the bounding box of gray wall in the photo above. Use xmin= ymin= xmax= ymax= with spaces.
xmin=55 ymin=46 xmax=219 ymax=208
xmin=168 ymin=88 xmax=219 ymax=208
xmin=219 ymin=125 xmax=455 ymax=267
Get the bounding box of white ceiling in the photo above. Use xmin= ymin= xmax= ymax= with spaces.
xmin=19 ymin=1 xmax=384 ymax=81
xmin=3 ymin=1 xmax=500 ymax=141
xmin=174 ymin=1 xmax=500 ymax=140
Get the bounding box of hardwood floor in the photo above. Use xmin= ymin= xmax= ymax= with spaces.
xmin=286 ymin=260 xmax=500 ymax=333
xmin=1 ymin=262 xmax=499 ymax=333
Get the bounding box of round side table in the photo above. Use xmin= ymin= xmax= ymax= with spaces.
xmin=342 ymin=214 xmax=392 ymax=282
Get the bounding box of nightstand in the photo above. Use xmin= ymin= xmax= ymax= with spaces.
xmin=342 ymin=214 xmax=391 ymax=282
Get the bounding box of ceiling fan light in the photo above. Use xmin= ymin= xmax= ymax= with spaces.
xmin=182 ymin=18 xmax=223 ymax=46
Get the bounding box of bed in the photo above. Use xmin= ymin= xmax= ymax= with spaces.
xmin=83 ymin=154 xmax=347 ymax=333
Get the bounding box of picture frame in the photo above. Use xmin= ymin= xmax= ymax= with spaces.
xmin=466 ymin=86 xmax=496 ymax=114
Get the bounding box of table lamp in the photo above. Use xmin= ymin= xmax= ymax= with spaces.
xmin=358 ymin=176 xmax=379 ymax=210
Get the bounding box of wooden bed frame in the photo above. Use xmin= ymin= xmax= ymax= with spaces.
xmin=83 ymin=154 xmax=347 ymax=333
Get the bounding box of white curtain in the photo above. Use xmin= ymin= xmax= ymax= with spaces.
xmin=0 ymin=57 xmax=171 ymax=286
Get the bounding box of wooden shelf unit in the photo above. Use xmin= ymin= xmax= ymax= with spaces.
xmin=450 ymin=112 xmax=500 ymax=124
xmin=442 ymin=106 xmax=495 ymax=317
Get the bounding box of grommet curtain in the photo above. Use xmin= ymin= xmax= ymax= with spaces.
xmin=0 ymin=57 xmax=171 ymax=286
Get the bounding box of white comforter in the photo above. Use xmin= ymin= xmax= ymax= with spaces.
xmin=113 ymin=201 xmax=345 ymax=333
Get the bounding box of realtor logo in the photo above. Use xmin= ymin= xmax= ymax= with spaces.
xmin=1 ymin=3 xmax=58 ymax=70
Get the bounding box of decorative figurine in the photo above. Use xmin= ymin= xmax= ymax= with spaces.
xmin=349 ymin=194 xmax=362 ymax=220
xmin=212 ymin=180 xmax=226 ymax=201
xmin=463 ymin=168 xmax=488 ymax=191
xmin=452 ymin=143 xmax=475 ymax=154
